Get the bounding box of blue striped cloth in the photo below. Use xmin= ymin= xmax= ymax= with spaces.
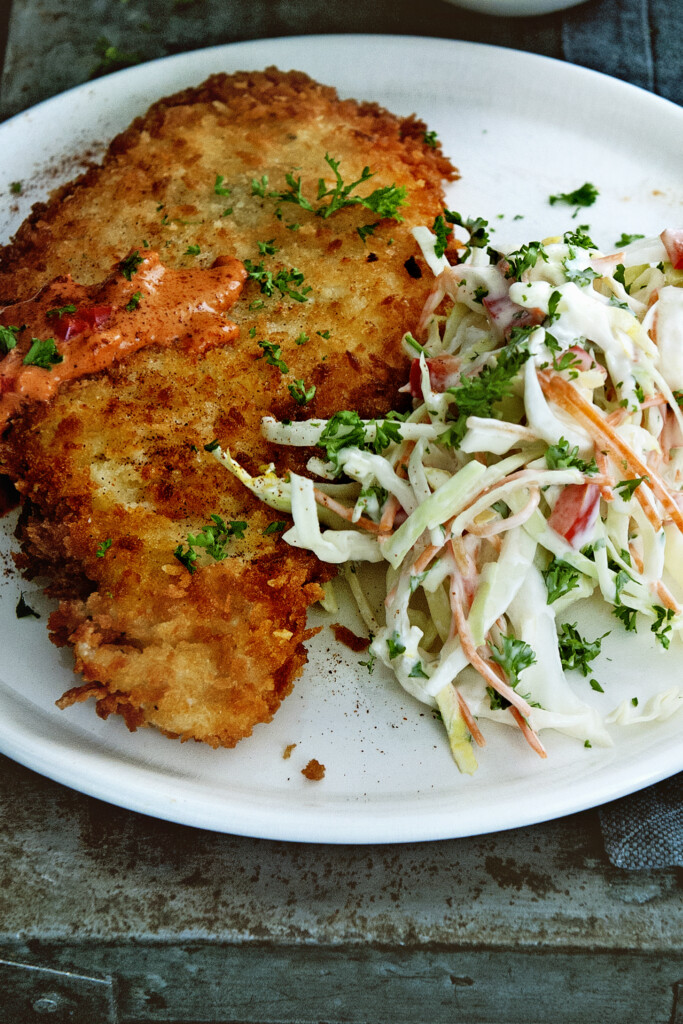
xmin=599 ymin=774 xmax=683 ymax=869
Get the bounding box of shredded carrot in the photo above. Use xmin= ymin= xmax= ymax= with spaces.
xmin=652 ymin=580 xmax=681 ymax=613
xmin=510 ymin=707 xmax=548 ymax=759
xmin=456 ymin=690 xmax=486 ymax=748
xmin=447 ymin=545 xmax=534 ymax=719
xmin=313 ymin=488 xmax=387 ymax=535
xmin=539 ymin=371 xmax=683 ymax=534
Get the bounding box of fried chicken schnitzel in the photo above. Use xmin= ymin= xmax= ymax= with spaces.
xmin=0 ymin=68 xmax=457 ymax=747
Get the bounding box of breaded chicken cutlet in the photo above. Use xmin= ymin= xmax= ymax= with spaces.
xmin=0 ymin=68 xmax=457 ymax=747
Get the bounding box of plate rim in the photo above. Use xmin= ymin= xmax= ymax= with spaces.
xmin=1 ymin=33 xmax=681 ymax=844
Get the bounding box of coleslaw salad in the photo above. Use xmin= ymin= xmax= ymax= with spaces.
xmin=215 ymin=219 xmax=683 ymax=773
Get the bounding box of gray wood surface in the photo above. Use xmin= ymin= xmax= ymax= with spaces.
xmin=1 ymin=0 xmax=681 ymax=121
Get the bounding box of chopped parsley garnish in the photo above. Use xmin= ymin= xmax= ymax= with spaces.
xmin=552 ymin=350 xmax=583 ymax=376
xmin=262 ymin=154 xmax=406 ymax=223
xmin=288 ymin=378 xmax=316 ymax=405
xmin=613 ymin=604 xmax=637 ymax=632
xmin=258 ymin=340 xmax=288 ymax=373
xmin=439 ymin=343 xmax=532 ymax=449
xmin=473 ymin=285 xmax=489 ymax=304
xmin=590 ymin=679 xmax=605 ymax=693
xmin=631 ymin=697 xmax=639 ymax=707
xmin=423 ymin=130 xmax=439 ymax=149
xmin=563 ymin=226 xmax=597 ymax=250
xmin=263 ymin=521 xmax=287 ymax=535
xmin=444 ymin=211 xmax=490 ymax=260
xmin=23 ymin=337 xmax=63 ymax=369
xmin=10 ymin=181 xmax=22 ymax=195
xmin=0 ymin=324 xmax=20 ymax=355
xmin=203 ymin=439 xmax=220 ymax=452
xmin=15 ymin=593 xmax=39 ymax=619
xmin=316 ymin=330 xmax=331 ymax=339
xmin=557 ymin=622 xmax=608 ymax=676
xmin=119 ymin=250 xmax=143 ymax=280
xmin=125 ymin=291 xmax=142 ymax=312
xmin=652 ymin=606 xmax=674 ymax=649
xmin=317 ymin=409 xmax=405 ymax=467
xmin=614 ymin=476 xmax=648 ymax=500
xmin=542 ymin=557 xmax=581 ymax=604
xmin=96 ymin=538 xmax=113 ymax=558
xmin=294 ymin=332 xmax=309 ymax=346
xmin=244 ymin=260 xmax=311 ymax=303
xmin=174 ymin=515 xmax=247 ymax=573
xmin=257 ymin=239 xmax=279 ymax=256
xmin=613 ymin=264 xmax=631 ymax=294
xmin=184 ymin=244 xmax=201 ymax=256
xmin=504 ymin=240 xmax=548 ymax=281
xmin=609 ymin=295 xmax=631 ymax=311
xmin=549 ymin=182 xmax=599 ymax=214
xmin=214 ymin=174 xmax=231 ymax=197
xmin=408 ymin=661 xmax=429 ymax=679
xmin=387 ymin=633 xmax=406 ymax=659
xmin=357 ymin=222 xmax=379 ymax=244
xmin=46 ymin=304 xmax=77 ymax=319
xmin=251 ymin=175 xmax=269 ymax=197
xmin=490 ymin=634 xmax=537 ymax=689
xmin=615 ymin=232 xmax=644 ymax=247
xmin=545 ymin=437 xmax=598 ymax=474
xmin=563 ymin=262 xmax=600 ymax=287
xmin=431 ymin=214 xmax=452 ymax=259
xmin=359 ymin=651 xmax=376 ymax=674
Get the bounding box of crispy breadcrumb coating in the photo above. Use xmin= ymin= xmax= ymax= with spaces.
xmin=0 ymin=68 xmax=457 ymax=747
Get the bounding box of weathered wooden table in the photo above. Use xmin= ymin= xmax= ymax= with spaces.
xmin=0 ymin=2 xmax=681 ymax=1022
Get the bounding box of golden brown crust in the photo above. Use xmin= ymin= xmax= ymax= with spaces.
xmin=0 ymin=68 xmax=457 ymax=747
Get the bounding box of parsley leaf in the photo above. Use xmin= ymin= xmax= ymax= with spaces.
xmin=549 ymin=182 xmax=599 ymax=212
xmin=317 ymin=410 xmax=404 ymax=468
xmin=504 ymin=241 xmax=548 ymax=281
xmin=542 ymin=557 xmax=581 ymax=604
xmin=490 ymin=634 xmax=537 ymax=689
xmin=258 ymin=340 xmax=288 ymax=373
xmin=545 ymin=437 xmax=598 ymax=474
xmin=184 ymin=244 xmax=201 ymax=256
xmin=557 ymin=622 xmax=608 ymax=676
xmin=431 ymin=214 xmax=451 ymax=259
xmin=614 ymin=476 xmax=648 ymax=500
xmin=563 ymin=226 xmax=597 ymax=250
xmin=652 ymin=606 xmax=674 ymax=649
xmin=263 ymin=521 xmax=287 ymax=536
xmin=96 ymin=538 xmax=113 ymax=558
xmin=214 ymin=174 xmax=231 ymax=197
xmin=175 ymin=515 xmax=247 ymax=573
xmin=357 ymin=222 xmax=379 ymax=244
xmin=46 ymin=304 xmax=76 ymax=319
xmin=440 ymin=344 xmax=532 ymax=449
xmin=423 ymin=130 xmax=439 ymax=149
xmin=257 ymin=239 xmax=279 ymax=256
xmin=0 ymin=324 xmax=20 ymax=355
xmin=615 ymin=232 xmax=644 ymax=247
xmin=119 ymin=251 xmax=143 ymax=280
xmin=562 ymin=262 xmax=600 ymax=287
xmin=408 ymin=661 xmax=429 ymax=679
xmin=288 ymin=378 xmax=316 ymax=405
xmin=23 ymin=338 xmax=63 ymax=369
xmin=125 ymin=291 xmax=142 ymax=312
xmin=266 ymin=155 xmax=406 ymax=223
xmin=10 ymin=181 xmax=22 ymax=195
xmin=387 ymin=633 xmax=406 ymax=659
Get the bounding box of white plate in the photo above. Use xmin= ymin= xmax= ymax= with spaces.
xmin=1 ymin=36 xmax=682 ymax=844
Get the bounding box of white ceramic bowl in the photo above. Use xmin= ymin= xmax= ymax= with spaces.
xmin=449 ymin=0 xmax=589 ymax=15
